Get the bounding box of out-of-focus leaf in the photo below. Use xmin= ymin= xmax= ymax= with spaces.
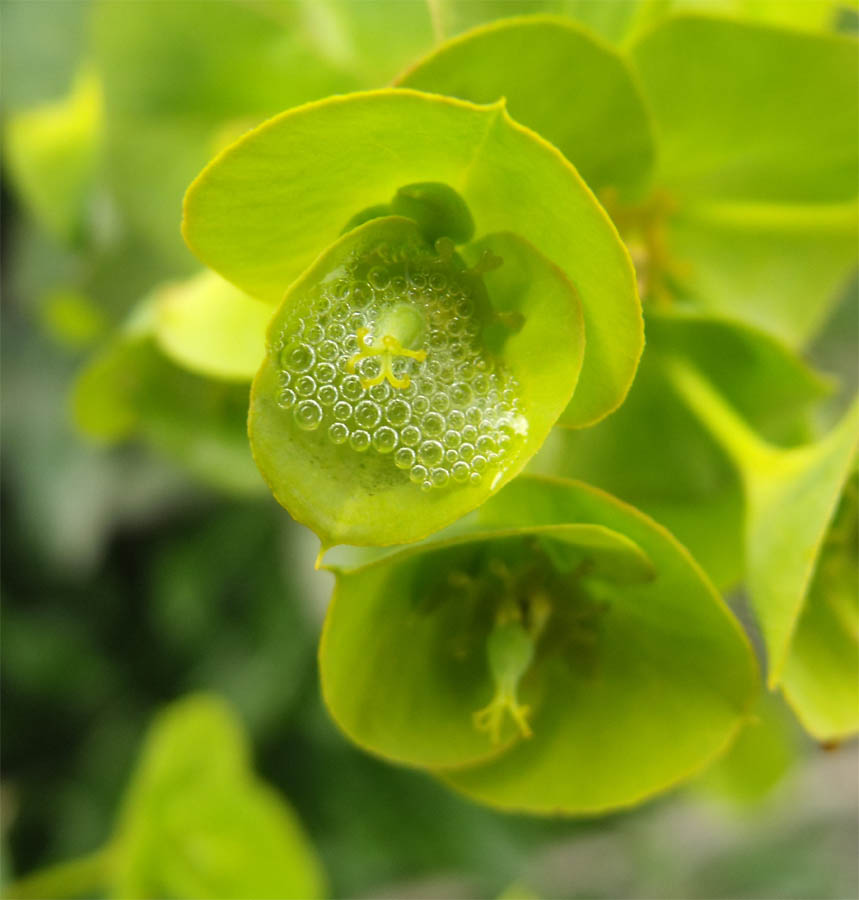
xmin=695 ymin=693 xmax=798 ymax=807
xmin=153 ymin=271 xmax=270 ymax=382
xmin=4 ymin=68 xmax=102 ymax=243
xmin=537 ymin=312 xmax=830 ymax=588
xmin=397 ymin=16 xmax=654 ymax=194
xmin=630 ymin=15 xmax=858 ymax=203
xmin=184 ymin=90 xmax=642 ymax=429
xmin=73 ymin=309 xmax=262 ymax=495
xmin=668 ymin=199 xmax=858 ymax=347
xmin=110 ymin=695 xmax=325 ymax=899
xmin=667 ymin=360 xmax=859 ymax=738
xmin=91 ymin=0 xmax=359 ymax=267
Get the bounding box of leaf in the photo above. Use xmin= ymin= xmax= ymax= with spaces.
xmin=249 ymin=217 xmax=583 ymax=547
xmin=694 ymin=692 xmax=798 ymax=808
xmin=110 ymin=694 xmax=325 ymax=900
xmin=540 ymin=311 xmax=830 ymax=588
xmin=630 ymin=14 xmax=859 ymax=203
xmin=73 ymin=310 xmax=263 ymax=495
xmin=3 ymin=67 xmax=102 ymax=243
xmin=183 ymin=89 xmax=642 ymax=429
xmin=668 ymin=199 xmax=858 ymax=347
xmin=321 ymin=522 xmax=654 ymax=771
xmin=321 ymin=476 xmax=758 ymax=814
xmin=153 ymin=271 xmax=271 ymax=381
xmin=666 ymin=359 xmax=859 ymax=738
xmin=781 ymin=473 xmax=858 ymax=739
xmin=91 ymin=0 xmax=360 ymax=266
xmin=396 ymin=16 xmax=655 ymax=194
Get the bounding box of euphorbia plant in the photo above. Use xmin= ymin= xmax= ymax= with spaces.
xmin=51 ymin=3 xmax=855 ymax=821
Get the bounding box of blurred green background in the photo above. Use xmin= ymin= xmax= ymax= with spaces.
xmin=1 ymin=1 xmax=857 ymax=897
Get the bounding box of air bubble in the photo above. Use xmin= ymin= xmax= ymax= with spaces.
xmin=448 ymin=410 xmax=465 ymax=431
xmin=442 ymin=430 xmax=462 ymax=450
xmin=431 ymin=467 xmax=449 ymax=487
xmin=333 ymin=400 xmax=353 ymax=422
xmin=395 ymin=447 xmax=415 ymax=470
xmin=317 ymin=384 xmax=338 ymax=406
xmin=318 ymin=340 xmax=339 ymax=361
xmin=422 ymin=412 xmax=445 ymax=438
xmin=328 ymin=422 xmax=349 ymax=444
xmin=410 ymin=464 xmax=428 ymax=485
xmin=418 ymin=440 xmax=444 ymax=467
xmin=401 ymin=424 xmax=421 ymax=446
xmin=295 ymin=400 xmax=323 ymax=431
xmin=281 ymin=341 xmax=315 ymax=373
xmin=369 ymin=382 xmax=391 ymax=404
xmin=355 ymin=400 xmax=382 ymax=429
xmin=296 ymin=375 xmax=317 ymax=397
xmin=350 ymin=429 xmax=371 ymax=452
xmin=341 ymin=376 xmax=363 ymax=401
xmin=460 ymin=443 xmax=475 ymax=461
xmin=444 ymin=449 xmax=458 ymax=466
xmin=373 ymin=426 xmax=398 ymax=454
xmin=477 ymin=435 xmax=496 ymax=456
xmin=280 ymin=388 xmax=297 ymax=409
xmin=452 ymin=461 xmax=470 ymax=483
xmin=450 ymin=383 xmax=473 ymax=407
xmin=431 ymin=393 xmax=450 ymax=414
xmin=470 ymin=471 xmax=482 ymax=486
xmin=412 ymin=395 xmax=430 ymax=416
xmin=306 ymin=324 xmax=325 ymax=344
xmin=472 ymin=455 xmax=487 ymax=473
xmin=386 ymin=398 xmax=411 ymax=427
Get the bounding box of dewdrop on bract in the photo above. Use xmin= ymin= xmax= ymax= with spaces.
xmin=249 ymin=214 xmax=582 ymax=547
xmin=274 ymin=224 xmax=526 ymax=494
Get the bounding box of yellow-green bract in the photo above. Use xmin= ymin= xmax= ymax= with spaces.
xmin=320 ymin=477 xmax=758 ymax=815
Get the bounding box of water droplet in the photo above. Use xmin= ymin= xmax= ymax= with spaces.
xmin=373 ymin=426 xmax=398 ymax=454
xmin=443 ymin=429 xmax=462 ymax=450
xmin=447 ymin=410 xmax=466 ymax=431
xmin=295 ymin=400 xmax=323 ymax=431
xmin=317 ymin=384 xmax=338 ymax=406
xmin=395 ymin=447 xmax=415 ymax=470
xmin=281 ymin=341 xmax=315 ymax=373
xmin=315 ymin=362 xmax=337 ymax=384
xmin=401 ymin=424 xmax=421 ymax=447
xmin=355 ymin=400 xmax=382 ymax=429
xmin=386 ymin=398 xmax=411 ymax=427
xmin=296 ymin=375 xmax=317 ymax=397
xmin=341 ymin=376 xmax=363 ymax=401
xmin=328 ymin=422 xmax=349 ymax=444
xmin=452 ymin=461 xmax=470 ymax=483
xmin=418 ymin=440 xmax=444 ymax=467
xmin=350 ymin=429 xmax=371 ymax=452
xmin=422 ymin=412 xmax=445 ymax=438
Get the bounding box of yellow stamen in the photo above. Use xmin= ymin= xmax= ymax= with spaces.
xmin=347 ymin=327 xmax=427 ymax=390
xmin=473 ymin=684 xmax=533 ymax=745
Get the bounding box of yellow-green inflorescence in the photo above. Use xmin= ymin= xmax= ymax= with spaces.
xmin=275 ymin=232 xmax=527 ymax=492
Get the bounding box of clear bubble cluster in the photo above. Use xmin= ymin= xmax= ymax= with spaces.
xmin=274 ymin=236 xmax=527 ymax=492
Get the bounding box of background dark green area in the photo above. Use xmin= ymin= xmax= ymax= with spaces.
xmin=2 ymin=0 xmax=858 ymax=897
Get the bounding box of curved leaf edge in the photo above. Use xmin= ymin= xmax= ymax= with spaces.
xmin=182 ymin=87 xmax=644 ymax=430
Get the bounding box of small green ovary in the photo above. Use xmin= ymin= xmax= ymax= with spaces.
xmin=274 ymin=230 xmax=527 ymax=492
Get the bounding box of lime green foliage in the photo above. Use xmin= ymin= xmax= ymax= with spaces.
xmin=110 ymin=696 xmax=325 ymax=899
xmin=321 ymin=476 xmax=757 ymax=814
xmin=249 ymin=216 xmax=583 ymax=547
xmin=667 ymin=361 xmax=858 ymax=739
xmin=696 ymin=693 xmax=798 ymax=808
xmin=183 ymin=89 xmax=642 ymax=430
xmin=5 ymin=696 xmax=325 ymax=900
xmin=73 ymin=297 xmax=262 ymax=495
xmin=154 ymin=271 xmax=270 ymax=381
xmin=90 ymin=0 xmax=361 ymax=267
xmin=4 ymin=67 xmax=102 ymax=244
xmin=537 ymin=312 xmax=830 ymax=588
xmin=397 ymin=16 xmax=655 ymax=195
xmin=39 ymin=289 xmax=107 ymax=350
xmin=630 ymin=15 xmax=858 ymax=344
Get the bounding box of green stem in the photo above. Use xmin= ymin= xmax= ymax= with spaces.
xmin=663 ymin=356 xmax=778 ymax=482
xmin=4 ymin=847 xmax=112 ymax=900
